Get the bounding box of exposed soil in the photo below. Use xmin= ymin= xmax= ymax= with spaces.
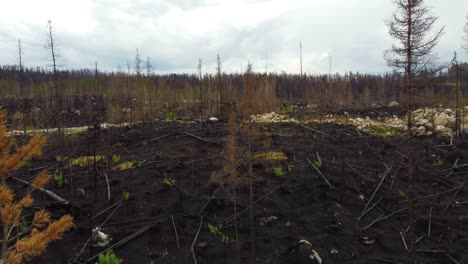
xmin=8 ymin=113 xmax=468 ymax=264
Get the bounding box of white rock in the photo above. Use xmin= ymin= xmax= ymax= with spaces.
xmin=415 ymin=118 xmax=429 ymax=126
xmin=434 ymin=113 xmax=449 ymax=126
xmin=416 ymin=126 xmax=426 ymax=137
xmin=92 ymin=227 xmax=111 ymax=247
xmin=209 ymin=117 xmax=219 ymax=122
xmin=447 ymin=116 xmax=456 ymax=129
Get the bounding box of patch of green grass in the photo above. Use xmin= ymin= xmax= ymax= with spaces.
xmin=369 ymin=125 xmax=401 ymax=137
xmin=112 ymin=160 xmax=141 ymax=171
xmin=70 ymin=155 xmax=106 ymax=167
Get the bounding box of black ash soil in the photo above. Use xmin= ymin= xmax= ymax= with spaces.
xmin=9 ymin=115 xmax=468 ymax=264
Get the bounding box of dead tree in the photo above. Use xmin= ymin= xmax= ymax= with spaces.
xmin=198 ymin=58 xmax=203 ymax=121
xmin=385 ymin=0 xmax=444 ymax=262
xmin=145 ymin=56 xmax=152 ymax=76
xmin=17 ymin=39 xmax=26 ymax=134
xmin=216 ymin=54 xmax=223 ymax=119
xmin=46 ymin=19 xmax=63 ymax=136
xmin=135 ymin=49 xmax=142 ymax=76
xmin=46 ymin=20 xmax=59 ymax=100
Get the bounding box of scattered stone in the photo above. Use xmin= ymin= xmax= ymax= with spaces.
xmin=434 ymin=113 xmax=449 ymax=126
xmin=251 ymin=112 xmax=298 ymax=123
xmin=198 ymin=242 xmax=208 ymax=248
xmin=388 ymin=101 xmax=399 ymax=107
xmin=208 ymin=117 xmax=219 ymax=122
xmin=330 ymin=249 xmax=339 ymax=254
xmin=416 ymin=126 xmax=426 ymax=137
xmin=92 ymin=227 xmax=111 ymax=247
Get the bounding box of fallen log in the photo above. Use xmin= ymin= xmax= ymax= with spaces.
xmin=11 ymin=176 xmax=69 ymax=205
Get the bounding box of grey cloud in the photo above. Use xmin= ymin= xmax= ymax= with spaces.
xmin=0 ymin=0 xmax=467 ymax=74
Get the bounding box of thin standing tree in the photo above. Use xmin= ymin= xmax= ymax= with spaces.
xmin=385 ymin=0 xmax=444 ymax=262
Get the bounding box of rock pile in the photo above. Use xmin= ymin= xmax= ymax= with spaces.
xmin=410 ymin=107 xmax=459 ymax=137
xmin=350 ymin=107 xmax=464 ymax=137
xmin=251 ymin=112 xmax=299 ymax=123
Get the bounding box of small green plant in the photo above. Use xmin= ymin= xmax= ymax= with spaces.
xmin=77 ymin=188 xmax=86 ymax=197
xmin=399 ymin=190 xmax=407 ymax=199
xmin=56 ymin=155 xmax=67 ymax=164
xmin=433 ymin=158 xmax=444 ymax=167
xmin=95 ymin=250 xmax=123 ymax=264
xmin=273 ymin=167 xmax=284 ymax=177
xmin=123 ymin=191 xmax=130 ymax=201
xmin=111 ymin=154 xmax=121 ymax=164
xmin=208 ymin=223 xmax=229 ymax=243
xmin=458 ymin=215 xmax=468 ymax=223
xmin=314 ymin=153 xmax=322 ymax=168
xmin=54 ymin=172 xmax=64 ymax=188
xmin=165 ymin=111 xmax=177 ymax=122
xmin=163 ymin=177 xmax=176 ymax=187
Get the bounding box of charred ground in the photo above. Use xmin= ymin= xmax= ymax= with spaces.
xmin=7 ymin=108 xmax=468 ymax=264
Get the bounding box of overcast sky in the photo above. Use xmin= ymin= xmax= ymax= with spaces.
xmin=0 ymin=0 xmax=467 ymax=74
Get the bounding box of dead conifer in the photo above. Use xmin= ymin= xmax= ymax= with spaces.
xmin=0 ymin=109 xmax=74 ymax=263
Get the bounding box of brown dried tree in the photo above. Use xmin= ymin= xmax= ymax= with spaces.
xmin=385 ymin=0 xmax=444 ymax=262
xmin=0 ymin=110 xmax=74 ymax=263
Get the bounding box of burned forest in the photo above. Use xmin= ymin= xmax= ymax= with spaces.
xmin=1 ymin=0 xmax=468 ymax=264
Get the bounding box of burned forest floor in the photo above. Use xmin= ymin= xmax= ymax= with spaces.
xmin=8 ymin=110 xmax=468 ymax=264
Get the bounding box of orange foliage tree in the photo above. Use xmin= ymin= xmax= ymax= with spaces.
xmin=0 ymin=110 xmax=73 ymax=264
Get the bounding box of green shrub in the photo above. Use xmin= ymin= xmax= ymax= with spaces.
xmin=95 ymin=250 xmax=123 ymax=264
